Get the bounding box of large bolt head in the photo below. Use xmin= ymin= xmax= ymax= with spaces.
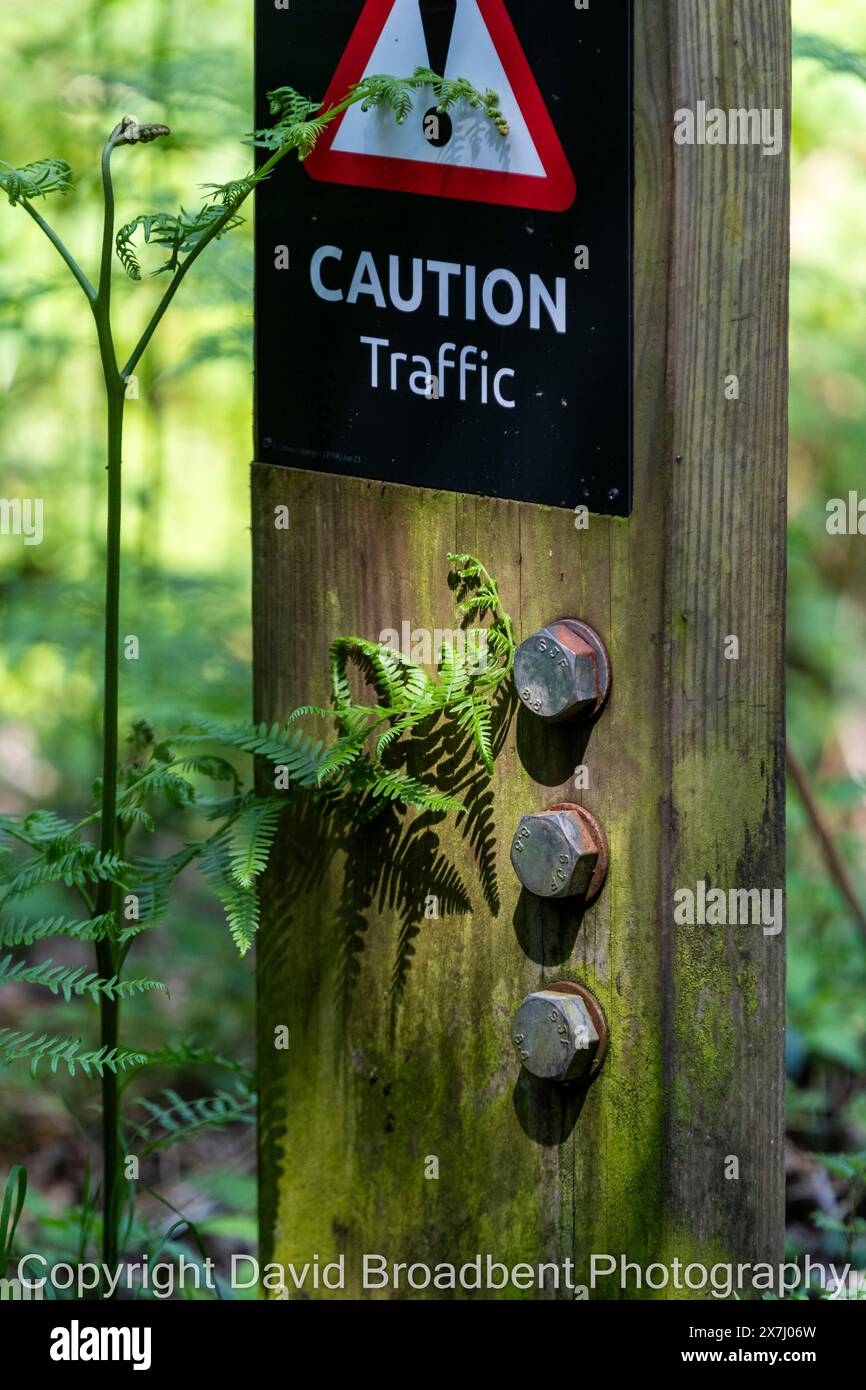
xmin=512 ymin=990 xmax=600 ymax=1082
xmin=514 ymin=620 xmax=609 ymax=722
xmin=511 ymin=805 xmax=603 ymax=900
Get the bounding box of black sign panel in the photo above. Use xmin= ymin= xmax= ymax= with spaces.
xmin=255 ymin=1 xmax=632 ymax=515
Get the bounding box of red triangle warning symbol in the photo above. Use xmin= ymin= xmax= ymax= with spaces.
xmin=304 ymin=0 xmax=576 ymax=212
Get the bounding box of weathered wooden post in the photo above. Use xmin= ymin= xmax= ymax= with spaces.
xmin=252 ymin=0 xmax=788 ymax=1298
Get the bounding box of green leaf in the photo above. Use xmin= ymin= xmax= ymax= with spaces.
xmin=315 ymin=732 xmax=368 ymax=785
xmin=0 ymin=1165 xmax=26 ymax=1274
xmin=358 ymin=74 xmax=416 ymax=124
xmin=266 ymin=86 xmax=322 ymax=124
xmin=813 ymin=1151 xmax=866 ymax=1182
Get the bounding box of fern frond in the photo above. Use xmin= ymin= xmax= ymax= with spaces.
xmin=116 ymin=203 xmax=243 ymax=281
xmin=248 ymin=87 xmax=328 ymax=158
xmin=119 ymin=762 xmax=195 ymax=810
xmin=130 ymin=1085 xmax=255 ymax=1155
xmin=403 ymin=661 xmax=437 ymax=708
xmin=0 ymin=913 xmax=114 ymax=947
xmin=361 ymin=763 xmax=464 ymax=814
xmin=438 ymin=642 xmax=470 ymax=702
xmin=227 ymin=798 xmax=283 ymax=888
xmin=178 ymin=755 xmax=240 ymax=786
xmin=118 ymin=804 xmax=155 ymax=833
xmin=457 ymin=587 xmax=498 ymax=618
xmin=331 ymin=703 xmax=379 ymax=739
xmin=289 ymin=117 xmax=330 ymax=159
xmin=200 ymin=176 xmax=255 ymax=212
xmin=179 ymin=720 xmax=325 ymax=782
xmin=375 ymin=725 xmax=402 ymax=759
xmin=358 ymin=74 xmax=417 ymax=124
xmin=328 ymin=643 xmax=354 ymax=715
xmin=138 ymin=1040 xmax=251 ymax=1076
xmin=266 ymin=86 xmax=322 ymax=124
xmin=286 ymin=704 xmax=330 ymax=723
xmin=410 ymin=67 xmax=508 ymax=132
xmin=0 ymin=847 xmax=131 ymax=902
xmin=0 ymin=954 xmax=167 ymax=1003
xmin=447 ymin=552 xmax=483 ymax=579
xmin=9 ymin=810 xmax=77 ymax=846
xmin=456 ymin=689 xmax=494 ymax=774
xmin=0 ymin=157 xmax=72 ymax=206
xmin=331 ymin=636 xmax=408 ymax=709
xmin=124 ymin=846 xmax=198 ymax=937
xmin=0 ymin=1028 xmax=147 ymax=1078
xmin=486 ymin=626 xmax=513 ymax=659
xmin=315 ymin=733 xmax=368 ymax=785
xmin=199 ymin=836 xmax=259 ymax=956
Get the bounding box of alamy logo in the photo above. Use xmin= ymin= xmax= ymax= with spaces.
xmin=379 ymin=621 xmax=489 ymax=674
xmin=674 ymin=881 xmax=783 ymax=937
xmin=0 ymin=1276 xmax=44 ymax=1301
xmin=49 ymin=1320 xmax=152 ymax=1372
xmin=674 ymin=102 xmax=784 ymax=157
xmin=0 ymin=497 xmax=43 ymax=545
xmin=826 ymin=492 xmax=866 ymax=534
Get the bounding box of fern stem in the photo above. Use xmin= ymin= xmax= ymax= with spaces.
xmin=121 ymin=143 xmax=283 ymax=379
xmin=92 ymin=379 xmax=123 ymax=1283
xmin=120 ymin=80 xmax=392 ymax=380
xmin=20 ymin=201 xmax=96 ymax=303
xmin=92 ymin=129 xmax=126 ymax=1287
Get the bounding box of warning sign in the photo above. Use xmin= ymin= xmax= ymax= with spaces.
xmin=255 ymin=0 xmax=633 ymax=515
xmin=304 ymin=0 xmax=576 ymax=211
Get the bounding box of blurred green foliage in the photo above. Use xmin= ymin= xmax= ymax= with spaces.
xmin=0 ymin=0 xmax=255 ymax=1280
xmin=2 ymin=0 xmax=866 ymax=1292
xmin=787 ymin=0 xmax=866 ymax=1275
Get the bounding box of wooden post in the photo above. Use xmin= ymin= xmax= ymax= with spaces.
xmin=253 ymin=0 xmax=789 ymax=1297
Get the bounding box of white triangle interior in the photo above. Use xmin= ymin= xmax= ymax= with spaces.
xmin=330 ymin=0 xmax=545 ymax=177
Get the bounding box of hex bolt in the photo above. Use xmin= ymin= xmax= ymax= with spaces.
xmin=510 ymin=802 xmax=609 ymax=902
xmin=514 ymin=618 xmax=611 ymax=722
xmin=511 ymin=982 xmax=606 ymax=1083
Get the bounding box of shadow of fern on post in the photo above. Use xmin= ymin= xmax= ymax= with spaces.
xmin=299 ymin=554 xmax=513 ymax=1039
xmin=251 ymin=554 xmax=516 ymax=1258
